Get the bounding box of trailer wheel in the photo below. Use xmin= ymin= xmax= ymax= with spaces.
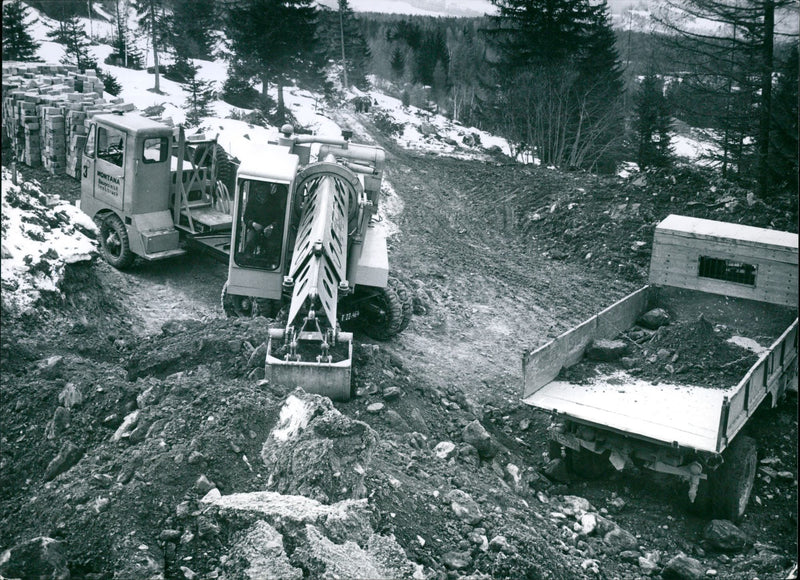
xmin=98 ymin=214 xmax=134 ymax=269
xmin=710 ymin=435 xmax=757 ymax=523
xmin=567 ymin=447 xmax=613 ymax=479
xmin=389 ymin=277 xmax=413 ymax=332
xmin=361 ymin=285 xmax=404 ymax=340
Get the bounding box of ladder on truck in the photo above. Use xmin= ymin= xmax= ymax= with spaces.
xmin=170 ymin=127 xmax=234 ymax=261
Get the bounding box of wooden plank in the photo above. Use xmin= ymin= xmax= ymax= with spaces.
xmin=652 ymin=235 xmax=798 ymax=265
xmin=656 ymin=215 xmax=797 ymax=252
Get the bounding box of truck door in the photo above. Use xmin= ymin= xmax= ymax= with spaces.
xmin=93 ymin=124 xmax=127 ymax=209
xmin=81 ymin=123 xmax=96 ymax=201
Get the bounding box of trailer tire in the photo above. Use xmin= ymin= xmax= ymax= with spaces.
xmin=98 ymin=214 xmax=134 ymax=269
xmin=710 ymin=435 xmax=757 ymax=523
xmin=567 ymin=447 xmax=613 ymax=480
xmin=362 ymin=285 xmax=404 ymax=340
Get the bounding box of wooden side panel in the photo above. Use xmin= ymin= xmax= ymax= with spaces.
xmin=650 ymin=230 xmax=798 ymax=307
xmin=719 ymin=320 xmax=799 ymax=451
xmin=522 ymin=286 xmax=650 ymax=398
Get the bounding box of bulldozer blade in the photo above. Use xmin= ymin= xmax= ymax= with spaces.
xmin=265 ymin=334 xmax=354 ymax=402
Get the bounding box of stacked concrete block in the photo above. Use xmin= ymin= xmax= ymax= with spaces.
xmin=1 ymin=61 xmax=137 ymax=176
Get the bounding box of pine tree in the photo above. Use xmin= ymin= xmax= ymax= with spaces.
xmin=170 ymin=0 xmax=216 ymax=60
xmin=98 ymin=69 xmax=123 ymax=96
xmin=47 ymin=15 xmax=97 ymax=71
xmin=221 ymin=58 xmax=261 ymax=109
xmin=769 ymin=45 xmax=798 ymax=193
xmin=133 ymin=0 xmax=166 ymax=93
xmin=225 ymin=0 xmax=318 ymax=123
xmin=320 ymin=0 xmax=370 ymax=89
xmin=184 ymin=68 xmax=216 ymax=127
xmin=635 ymin=73 xmax=673 ymax=168
xmin=656 ymin=0 xmax=796 ymax=197
xmin=390 ymin=47 xmax=406 ymax=80
xmin=106 ymin=0 xmax=143 ymax=69
xmin=485 ymin=0 xmax=625 ymax=170
xmin=2 ymin=0 xmax=41 ymax=61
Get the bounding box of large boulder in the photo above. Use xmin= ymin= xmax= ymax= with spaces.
xmin=227 ymin=521 xmax=302 ymax=580
xmin=292 ymin=524 xmax=417 ymax=579
xmin=637 ymin=308 xmax=670 ymax=330
xmin=0 ymin=537 xmax=70 ymax=580
xmin=261 ymin=388 xmax=378 ymax=503
xmin=202 ymin=490 xmax=419 ymax=578
xmin=586 ymin=339 xmax=629 ymax=361
xmin=445 ymin=489 xmax=483 ymax=525
xmin=702 ymin=520 xmax=751 ymax=552
xmin=461 ymin=420 xmax=499 ymax=459
xmin=602 ymin=526 xmax=639 ymax=554
xmin=43 ymin=441 xmax=84 ymax=481
xmin=661 ymin=553 xmax=705 ymax=580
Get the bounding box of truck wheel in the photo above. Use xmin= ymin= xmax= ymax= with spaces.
xmin=710 ymin=435 xmax=757 ymax=523
xmin=362 ymin=285 xmax=404 ymax=340
xmin=98 ymin=214 xmax=134 ymax=269
xmin=389 ymin=277 xmax=413 ymax=332
xmin=566 ymin=447 xmax=613 ymax=479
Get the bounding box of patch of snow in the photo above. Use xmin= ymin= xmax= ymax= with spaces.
xmin=1 ymin=168 xmax=97 ymax=316
xmin=271 ymin=395 xmax=314 ymax=442
xmin=617 ymin=161 xmax=640 ymax=179
xmin=378 ymin=180 xmax=404 ymax=239
xmin=670 ymin=132 xmax=720 ymax=167
xmin=727 ymin=336 xmax=768 ymax=355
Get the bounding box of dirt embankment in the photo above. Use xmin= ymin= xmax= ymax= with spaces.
xmin=1 ymin=144 xmax=797 ymax=579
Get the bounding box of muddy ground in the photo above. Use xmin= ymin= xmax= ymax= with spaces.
xmin=1 ymin=119 xmax=797 ymax=579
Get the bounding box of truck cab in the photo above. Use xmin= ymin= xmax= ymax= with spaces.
xmin=79 ymin=112 xmax=232 ymax=268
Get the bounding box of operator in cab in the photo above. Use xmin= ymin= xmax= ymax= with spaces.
xmin=243 ymin=181 xmax=287 ymax=262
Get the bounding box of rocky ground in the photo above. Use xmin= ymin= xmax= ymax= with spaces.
xmin=1 ymin=120 xmax=798 ymax=579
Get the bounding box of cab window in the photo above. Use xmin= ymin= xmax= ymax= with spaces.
xmin=234 ymin=179 xmax=289 ymax=271
xmin=143 ymin=137 xmax=168 ymax=163
xmin=84 ymin=125 xmax=96 ymax=158
xmin=97 ymin=126 xmax=125 ymax=167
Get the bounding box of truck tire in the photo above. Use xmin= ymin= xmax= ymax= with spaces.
xmin=710 ymin=435 xmax=757 ymax=523
xmin=362 ymin=285 xmax=404 ymax=340
xmin=389 ymin=277 xmax=413 ymax=332
xmin=98 ymin=214 xmax=134 ymax=269
xmin=566 ymin=447 xmax=613 ymax=479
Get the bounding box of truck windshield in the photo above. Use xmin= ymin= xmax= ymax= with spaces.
xmin=142 ymin=137 xmax=168 ymax=163
xmin=97 ymin=126 xmax=125 ymax=167
xmin=234 ymin=179 xmax=289 ymax=271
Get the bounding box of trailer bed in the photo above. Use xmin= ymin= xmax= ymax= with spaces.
xmin=523 ymin=285 xmax=797 ymax=454
xmin=525 ymin=373 xmax=735 ymax=452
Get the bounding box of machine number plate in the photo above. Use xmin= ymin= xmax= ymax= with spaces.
xmin=340 ymin=311 xmax=360 ymax=321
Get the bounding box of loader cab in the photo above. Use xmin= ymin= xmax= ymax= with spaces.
xmin=225 ymin=151 xmax=300 ymax=302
